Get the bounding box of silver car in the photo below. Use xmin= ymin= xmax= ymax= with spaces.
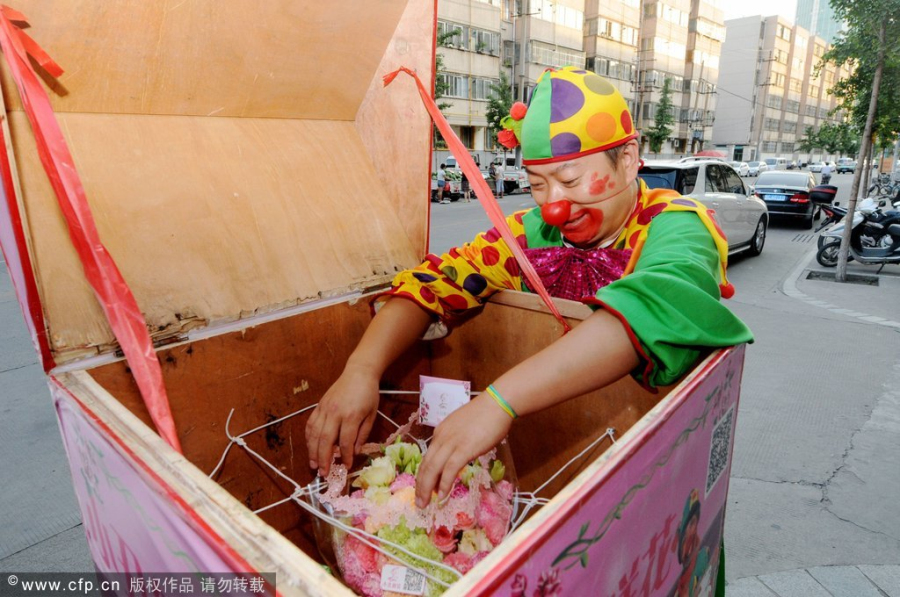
xmin=638 ymin=160 xmax=769 ymax=256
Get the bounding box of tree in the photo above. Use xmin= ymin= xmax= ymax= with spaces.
xmin=798 ymin=125 xmax=819 ymax=163
xmin=820 ymin=0 xmax=900 ymax=282
xmin=646 ymin=78 xmax=674 ymax=155
xmin=485 ymin=71 xmax=513 ymax=146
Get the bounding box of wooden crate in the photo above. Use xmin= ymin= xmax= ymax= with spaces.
xmin=0 ymin=2 xmax=745 ymax=595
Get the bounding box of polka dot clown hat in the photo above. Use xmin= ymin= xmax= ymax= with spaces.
xmin=498 ymin=66 xmax=637 ymax=165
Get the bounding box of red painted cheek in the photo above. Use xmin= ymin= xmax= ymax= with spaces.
xmin=589 ymin=173 xmax=611 ymax=196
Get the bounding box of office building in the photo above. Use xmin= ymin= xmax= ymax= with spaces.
xmin=711 ymin=15 xmax=849 ymax=162
xmin=794 ymin=0 xmax=844 ymax=45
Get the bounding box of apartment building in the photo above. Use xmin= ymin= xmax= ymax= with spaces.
xmin=436 ymin=0 xmax=728 ymax=163
xmin=711 ymin=16 xmax=848 ymax=162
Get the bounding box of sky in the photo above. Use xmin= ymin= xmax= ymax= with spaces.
xmin=722 ymin=0 xmax=799 ymax=22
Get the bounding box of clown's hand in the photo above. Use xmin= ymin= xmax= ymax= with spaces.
xmin=414 ymin=394 xmax=512 ymax=508
xmin=305 ymin=367 xmax=380 ymax=476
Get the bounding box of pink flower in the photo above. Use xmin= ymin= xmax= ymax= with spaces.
xmin=390 ymin=473 xmax=415 ymax=492
xmin=443 ymin=551 xmax=474 ymax=574
xmin=344 ymin=535 xmax=379 ymax=574
xmin=450 ymin=479 xmax=469 ymax=499
xmin=455 ymin=511 xmax=476 ymax=532
xmin=496 ymin=480 xmax=514 ymax=502
xmin=477 ymin=490 xmax=513 ymax=546
xmin=429 ymin=525 xmax=458 ymax=553
xmin=358 ymin=572 xmax=383 ymax=597
xmin=534 ymin=569 xmax=562 ymax=597
xmin=511 ymin=573 xmax=528 ymax=597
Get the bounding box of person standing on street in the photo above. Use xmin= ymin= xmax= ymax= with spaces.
xmin=491 ymin=161 xmax=504 ymax=197
xmin=461 ymin=169 xmax=471 ymax=202
xmin=436 ymin=163 xmax=450 ymax=204
xmin=821 ymin=161 xmax=833 ymax=185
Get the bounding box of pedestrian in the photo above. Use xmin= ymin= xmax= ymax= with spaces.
xmin=491 ymin=161 xmax=504 ymax=197
xmin=461 ymin=169 xmax=471 ymax=202
xmin=436 ymin=163 xmax=450 ymax=204
xmin=821 ymin=161 xmax=833 ymax=184
xmin=306 ymin=69 xmax=752 ymax=590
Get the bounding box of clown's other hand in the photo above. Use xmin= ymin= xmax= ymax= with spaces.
xmin=305 ymin=366 xmax=380 ymax=475
xmin=414 ymin=395 xmax=512 ymax=508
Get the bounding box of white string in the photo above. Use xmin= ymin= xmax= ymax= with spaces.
xmin=211 ymin=402 xmax=616 ymax=587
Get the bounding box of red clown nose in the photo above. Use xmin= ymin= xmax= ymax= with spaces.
xmin=541 ymin=200 xmax=572 ymax=227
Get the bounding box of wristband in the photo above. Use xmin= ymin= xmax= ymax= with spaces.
xmin=485 ymin=384 xmax=518 ymax=419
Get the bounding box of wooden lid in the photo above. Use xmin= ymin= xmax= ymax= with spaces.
xmin=1 ymin=1 xmax=435 ymax=362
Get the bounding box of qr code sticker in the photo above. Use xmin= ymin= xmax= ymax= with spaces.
xmin=706 ymin=406 xmax=734 ymax=496
xmin=381 ymin=564 xmax=426 ymax=596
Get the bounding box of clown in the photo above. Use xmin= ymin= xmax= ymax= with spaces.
xmin=306 ymin=67 xmax=752 ymax=524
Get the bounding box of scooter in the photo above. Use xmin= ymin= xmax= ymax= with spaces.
xmin=815 ymin=203 xmax=848 ymax=249
xmin=816 ymin=197 xmax=900 ymax=271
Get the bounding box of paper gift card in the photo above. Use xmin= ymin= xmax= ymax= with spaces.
xmin=419 ymin=375 xmax=471 ymax=427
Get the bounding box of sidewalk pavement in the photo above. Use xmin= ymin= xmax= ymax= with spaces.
xmin=727 ymin=249 xmax=900 ymax=597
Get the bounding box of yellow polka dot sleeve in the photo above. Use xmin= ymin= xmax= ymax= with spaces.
xmin=378 ymin=210 xmax=532 ymax=319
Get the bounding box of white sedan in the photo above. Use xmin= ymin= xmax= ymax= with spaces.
xmin=730 ymin=161 xmax=750 ymax=177
xmin=809 ymin=162 xmax=824 ymax=173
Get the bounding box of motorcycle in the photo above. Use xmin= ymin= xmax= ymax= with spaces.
xmin=816 ymin=196 xmax=900 ymax=271
xmin=815 ymin=203 xmax=848 ymax=249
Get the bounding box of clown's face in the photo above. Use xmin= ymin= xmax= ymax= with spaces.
xmin=525 ymin=139 xmax=640 ymax=249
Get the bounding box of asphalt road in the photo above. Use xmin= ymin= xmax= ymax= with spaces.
xmin=1 ymin=172 xmax=898 ymax=591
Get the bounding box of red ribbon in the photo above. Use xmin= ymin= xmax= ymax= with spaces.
xmin=384 ymin=67 xmax=571 ymax=333
xmin=0 ymin=6 xmax=182 ymax=453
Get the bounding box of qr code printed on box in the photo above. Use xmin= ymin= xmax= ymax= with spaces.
xmin=706 ymin=406 xmax=734 ymax=496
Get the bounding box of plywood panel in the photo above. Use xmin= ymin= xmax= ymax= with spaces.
xmin=356 ymin=0 xmax=436 ymax=256
xmin=11 ymin=112 xmax=421 ymax=357
xmin=0 ymin=0 xmax=408 ymax=119
xmin=87 ymin=299 xmax=429 ymax=556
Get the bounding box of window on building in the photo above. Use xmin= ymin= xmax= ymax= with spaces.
xmin=785 ymin=99 xmax=800 ymax=113
xmin=764 ymin=118 xmax=780 ymax=132
xmin=781 ymin=142 xmax=794 ymax=153
xmin=819 ymin=106 xmax=829 ymax=118
xmin=438 ymin=21 xmax=469 ymax=50
xmin=814 ymin=44 xmax=825 ymax=57
xmin=767 ymin=95 xmax=783 ymax=109
xmin=529 ymin=41 xmax=585 ymax=69
xmin=458 ymin=126 xmax=475 ymax=149
xmin=777 ymin=25 xmax=791 ymax=41
xmin=789 ymin=79 xmax=803 ymax=93
xmin=763 ymin=141 xmax=778 ymax=152
xmin=471 ymin=29 xmax=500 ymax=56
xmin=471 ymin=77 xmax=500 ymax=100
xmin=555 ymin=5 xmax=584 ymax=29
xmin=652 ymin=36 xmax=687 ymax=60
xmin=690 ymin=18 xmax=725 ymax=41
xmin=805 ymin=104 xmax=818 ymax=116
xmin=439 ymin=73 xmax=468 ymax=99
xmin=795 ymin=35 xmax=807 ymax=50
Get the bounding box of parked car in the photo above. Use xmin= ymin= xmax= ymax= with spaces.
xmin=490 ymin=158 xmax=531 ymax=194
xmin=765 ymin=157 xmax=789 ymax=170
xmin=747 ymin=161 xmax=768 ymax=176
xmin=836 ymin=158 xmax=857 ymax=174
xmin=730 ymin=161 xmax=750 ymax=177
xmin=638 ymin=160 xmax=768 ymax=256
xmin=751 ymin=170 xmax=819 ymax=228
xmin=808 ymin=162 xmax=825 ymax=173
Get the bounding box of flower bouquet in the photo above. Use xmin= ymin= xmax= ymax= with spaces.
xmin=311 ymin=423 xmax=516 ymax=597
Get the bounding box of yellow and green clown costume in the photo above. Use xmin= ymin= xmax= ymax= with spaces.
xmin=381 ymin=67 xmax=752 ymax=390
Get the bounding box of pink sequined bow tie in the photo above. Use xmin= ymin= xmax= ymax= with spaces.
xmin=522 ymin=246 xmax=633 ymax=302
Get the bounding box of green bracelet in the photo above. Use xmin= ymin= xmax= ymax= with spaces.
xmin=485 ymin=384 xmax=518 ymax=419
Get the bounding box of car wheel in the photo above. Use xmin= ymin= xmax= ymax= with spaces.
xmin=803 ymin=211 xmax=815 ymax=229
xmin=747 ymin=217 xmax=766 ymax=256
xmin=816 ymin=241 xmax=840 ymax=267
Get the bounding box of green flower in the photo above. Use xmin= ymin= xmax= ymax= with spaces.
xmin=385 ymin=441 xmax=422 ymax=475
xmin=490 ymin=460 xmax=506 ymax=484
xmin=352 ymin=456 xmax=396 ymax=489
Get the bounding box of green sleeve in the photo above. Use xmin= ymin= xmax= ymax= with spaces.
xmin=594 ymin=211 xmax=754 ymax=388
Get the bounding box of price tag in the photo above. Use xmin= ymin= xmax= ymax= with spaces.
xmin=418 ymin=375 xmax=470 ymax=427
xmin=381 ymin=564 xmax=426 ymax=595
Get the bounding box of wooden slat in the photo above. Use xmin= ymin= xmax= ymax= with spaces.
xmin=10 ymin=112 xmax=422 ymax=358
xmin=0 ymin=0 xmax=408 ymax=119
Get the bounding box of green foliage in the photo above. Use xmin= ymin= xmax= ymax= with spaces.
xmin=485 ymin=71 xmax=513 ymax=146
xmin=646 ymin=78 xmax=674 ymax=154
xmin=821 ymin=0 xmax=900 ymax=157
